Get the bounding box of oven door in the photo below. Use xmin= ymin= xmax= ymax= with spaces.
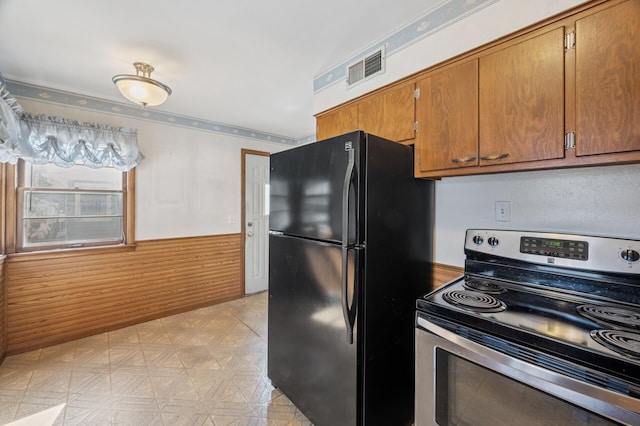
xmin=415 ymin=314 xmax=640 ymax=426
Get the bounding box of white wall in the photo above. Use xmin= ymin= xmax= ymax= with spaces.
xmin=18 ymin=99 xmax=289 ymax=241
xmin=434 ymin=165 xmax=640 ymax=266
xmin=18 ymin=100 xmax=640 ymax=267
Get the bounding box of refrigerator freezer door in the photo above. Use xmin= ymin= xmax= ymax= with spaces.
xmin=269 ymin=131 xmax=364 ymax=245
xmin=268 ymin=234 xmax=358 ymax=425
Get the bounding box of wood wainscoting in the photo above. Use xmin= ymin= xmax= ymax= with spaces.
xmin=0 ymin=256 xmax=6 ymax=363
xmin=3 ymin=237 xmax=461 ymax=356
xmin=4 ymin=234 xmax=242 ymax=355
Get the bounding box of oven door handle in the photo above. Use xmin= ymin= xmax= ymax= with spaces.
xmin=417 ymin=316 xmax=640 ymax=424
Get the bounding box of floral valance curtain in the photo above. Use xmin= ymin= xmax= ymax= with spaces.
xmin=0 ymin=78 xmax=23 ymax=156
xmin=0 ymin=75 xmax=143 ymax=171
xmin=16 ymin=114 xmax=144 ymax=171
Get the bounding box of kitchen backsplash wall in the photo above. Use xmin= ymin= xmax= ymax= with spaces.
xmin=434 ymin=164 xmax=640 ymax=266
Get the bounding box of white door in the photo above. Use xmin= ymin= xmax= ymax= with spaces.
xmin=244 ymin=153 xmax=270 ymax=294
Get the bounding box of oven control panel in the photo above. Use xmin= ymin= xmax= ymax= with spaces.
xmin=465 ymin=229 xmax=640 ymax=274
xmin=520 ymin=236 xmax=588 ymax=261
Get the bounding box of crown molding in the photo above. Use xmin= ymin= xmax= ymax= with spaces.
xmin=6 ymin=80 xmax=313 ymax=146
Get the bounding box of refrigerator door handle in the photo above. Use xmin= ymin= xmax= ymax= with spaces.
xmin=341 ymin=147 xmax=356 ymax=247
xmin=341 ymin=246 xmax=354 ymax=344
xmin=341 ymin=148 xmax=356 ymax=344
xmin=350 ymin=246 xmax=363 ymax=335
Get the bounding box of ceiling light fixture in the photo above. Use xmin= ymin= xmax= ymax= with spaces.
xmin=112 ymin=62 xmax=172 ymax=107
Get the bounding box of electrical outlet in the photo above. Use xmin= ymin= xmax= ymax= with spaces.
xmin=495 ymin=201 xmax=511 ymax=222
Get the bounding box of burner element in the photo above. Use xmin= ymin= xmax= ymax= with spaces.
xmin=442 ymin=290 xmax=506 ymax=313
xmin=577 ymin=305 xmax=640 ymax=330
xmin=463 ymin=278 xmax=506 ymax=294
xmin=590 ymin=330 xmax=640 ymax=359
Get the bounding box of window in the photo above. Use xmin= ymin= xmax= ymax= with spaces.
xmin=15 ymin=161 xmax=131 ymax=252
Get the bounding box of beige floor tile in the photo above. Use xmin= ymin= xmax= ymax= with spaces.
xmin=0 ymin=292 xmax=312 ymax=425
xmin=136 ymin=329 xmax=173 ymax=345
xmin=109 ymin=374 xmax=155 ymax=398
xmin=27 ymin=370 xmax=72 ymax=393
xmin=0 ymin=368 xmax=33 ymax=391
xmin=150 ymin=373 xmax=200 ymax=400
xmin=60 ymin=404 xmax=112 ymax=426
xmin=68 ymin=371 xmax=111 ymax=395
xmin=108 ymin=327 xmax=141 ymax=345
xmin=109 ymin=346 xmax=147 ymax=366
xmin=142 ymin=348 xmax=184 ymax=368
xmin=111 ymin=408 xmax=163 ymax=426
xmin=15 ymin=391 xmax=67 ymax=418
xmin=0 ymin=392 xmax=20 ymax=425
xmin=73 ymin=346 xmax=111 ymax=365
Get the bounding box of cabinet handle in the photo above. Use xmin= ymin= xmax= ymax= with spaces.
xmin=480 ymin=153 xmax=509 ymax=161
xmin=451 ymin=156 xmax=476 ymax=164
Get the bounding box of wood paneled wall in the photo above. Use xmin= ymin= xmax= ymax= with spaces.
xmin=5 ymin=234 xmax=242 ymax=355
xmin=0 ymin=256 xmax=6 ymax=363
xmin=3 ymin=234 xmax=461 ymax=355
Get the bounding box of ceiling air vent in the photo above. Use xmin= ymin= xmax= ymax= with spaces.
xmin=347 ymin=46 xmax=385 ymax=87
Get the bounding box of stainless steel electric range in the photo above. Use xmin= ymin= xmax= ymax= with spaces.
xmin=415 ymin=229 xmax=640 ymax=426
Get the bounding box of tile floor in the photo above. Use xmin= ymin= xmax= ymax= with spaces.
xmin=0 ymin=291 xmax=312 ymax=425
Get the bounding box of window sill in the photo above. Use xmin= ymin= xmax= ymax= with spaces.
xmin=6 ymin=243 xmax=137 ymax=263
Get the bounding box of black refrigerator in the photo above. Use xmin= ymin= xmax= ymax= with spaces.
xmin=268 ymin=131 xmax=434 ymax=426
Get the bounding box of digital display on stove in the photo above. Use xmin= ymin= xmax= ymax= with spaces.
xmin=520 ymin=236 xmax=589 ymax=260
xmin=543 ymin=240 xmax=563 ymax=248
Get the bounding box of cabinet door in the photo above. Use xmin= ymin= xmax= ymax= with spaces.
xmin=575 ymin=0 xmax=640 ymax=156
xmin=416 ymin=59 xmax=479 ymax=172
xmin=358 ymin=83 xmax=415 ymax=143
xmin=316 ymin=104 xmax=358 ymax=141
xmin=479 ymin=27 xmax=565 ymax=165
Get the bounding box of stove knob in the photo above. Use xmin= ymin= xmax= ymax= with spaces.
xmin=472 ymin=235 xmax=484 ymax=245
xmin=487 ymin=237 xmax=499 ymax=247
xmin=620 ymin=249 xmax=640 ymax=262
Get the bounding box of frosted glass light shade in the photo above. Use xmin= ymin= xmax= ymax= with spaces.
xmin=112 ymin=62 xmax=172 ymax=107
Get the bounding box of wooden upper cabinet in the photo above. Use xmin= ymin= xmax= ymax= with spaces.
xmin=358 ymin=82 xmax=416 ymax=143
xmin=316 ymin=104 xmax=358 ymax=141
xmin=479 ymin=26 xmax=566 ymax=166
xmin=575 ymin=0 xmax=640 ymax=157
xmin=320 ymin=0 xmax=640 ymax=176
xmin=416 ymin=59 xmax=479 ymax=172
xmin=315 ymin=82 xmax=416 ymax=143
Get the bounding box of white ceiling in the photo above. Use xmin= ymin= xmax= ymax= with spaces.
xmin=1 ymin=0 xmax=462 ymax=140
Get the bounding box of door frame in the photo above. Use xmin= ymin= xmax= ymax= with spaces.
xmin=241 ymin=149 xmax=270 ymax=294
